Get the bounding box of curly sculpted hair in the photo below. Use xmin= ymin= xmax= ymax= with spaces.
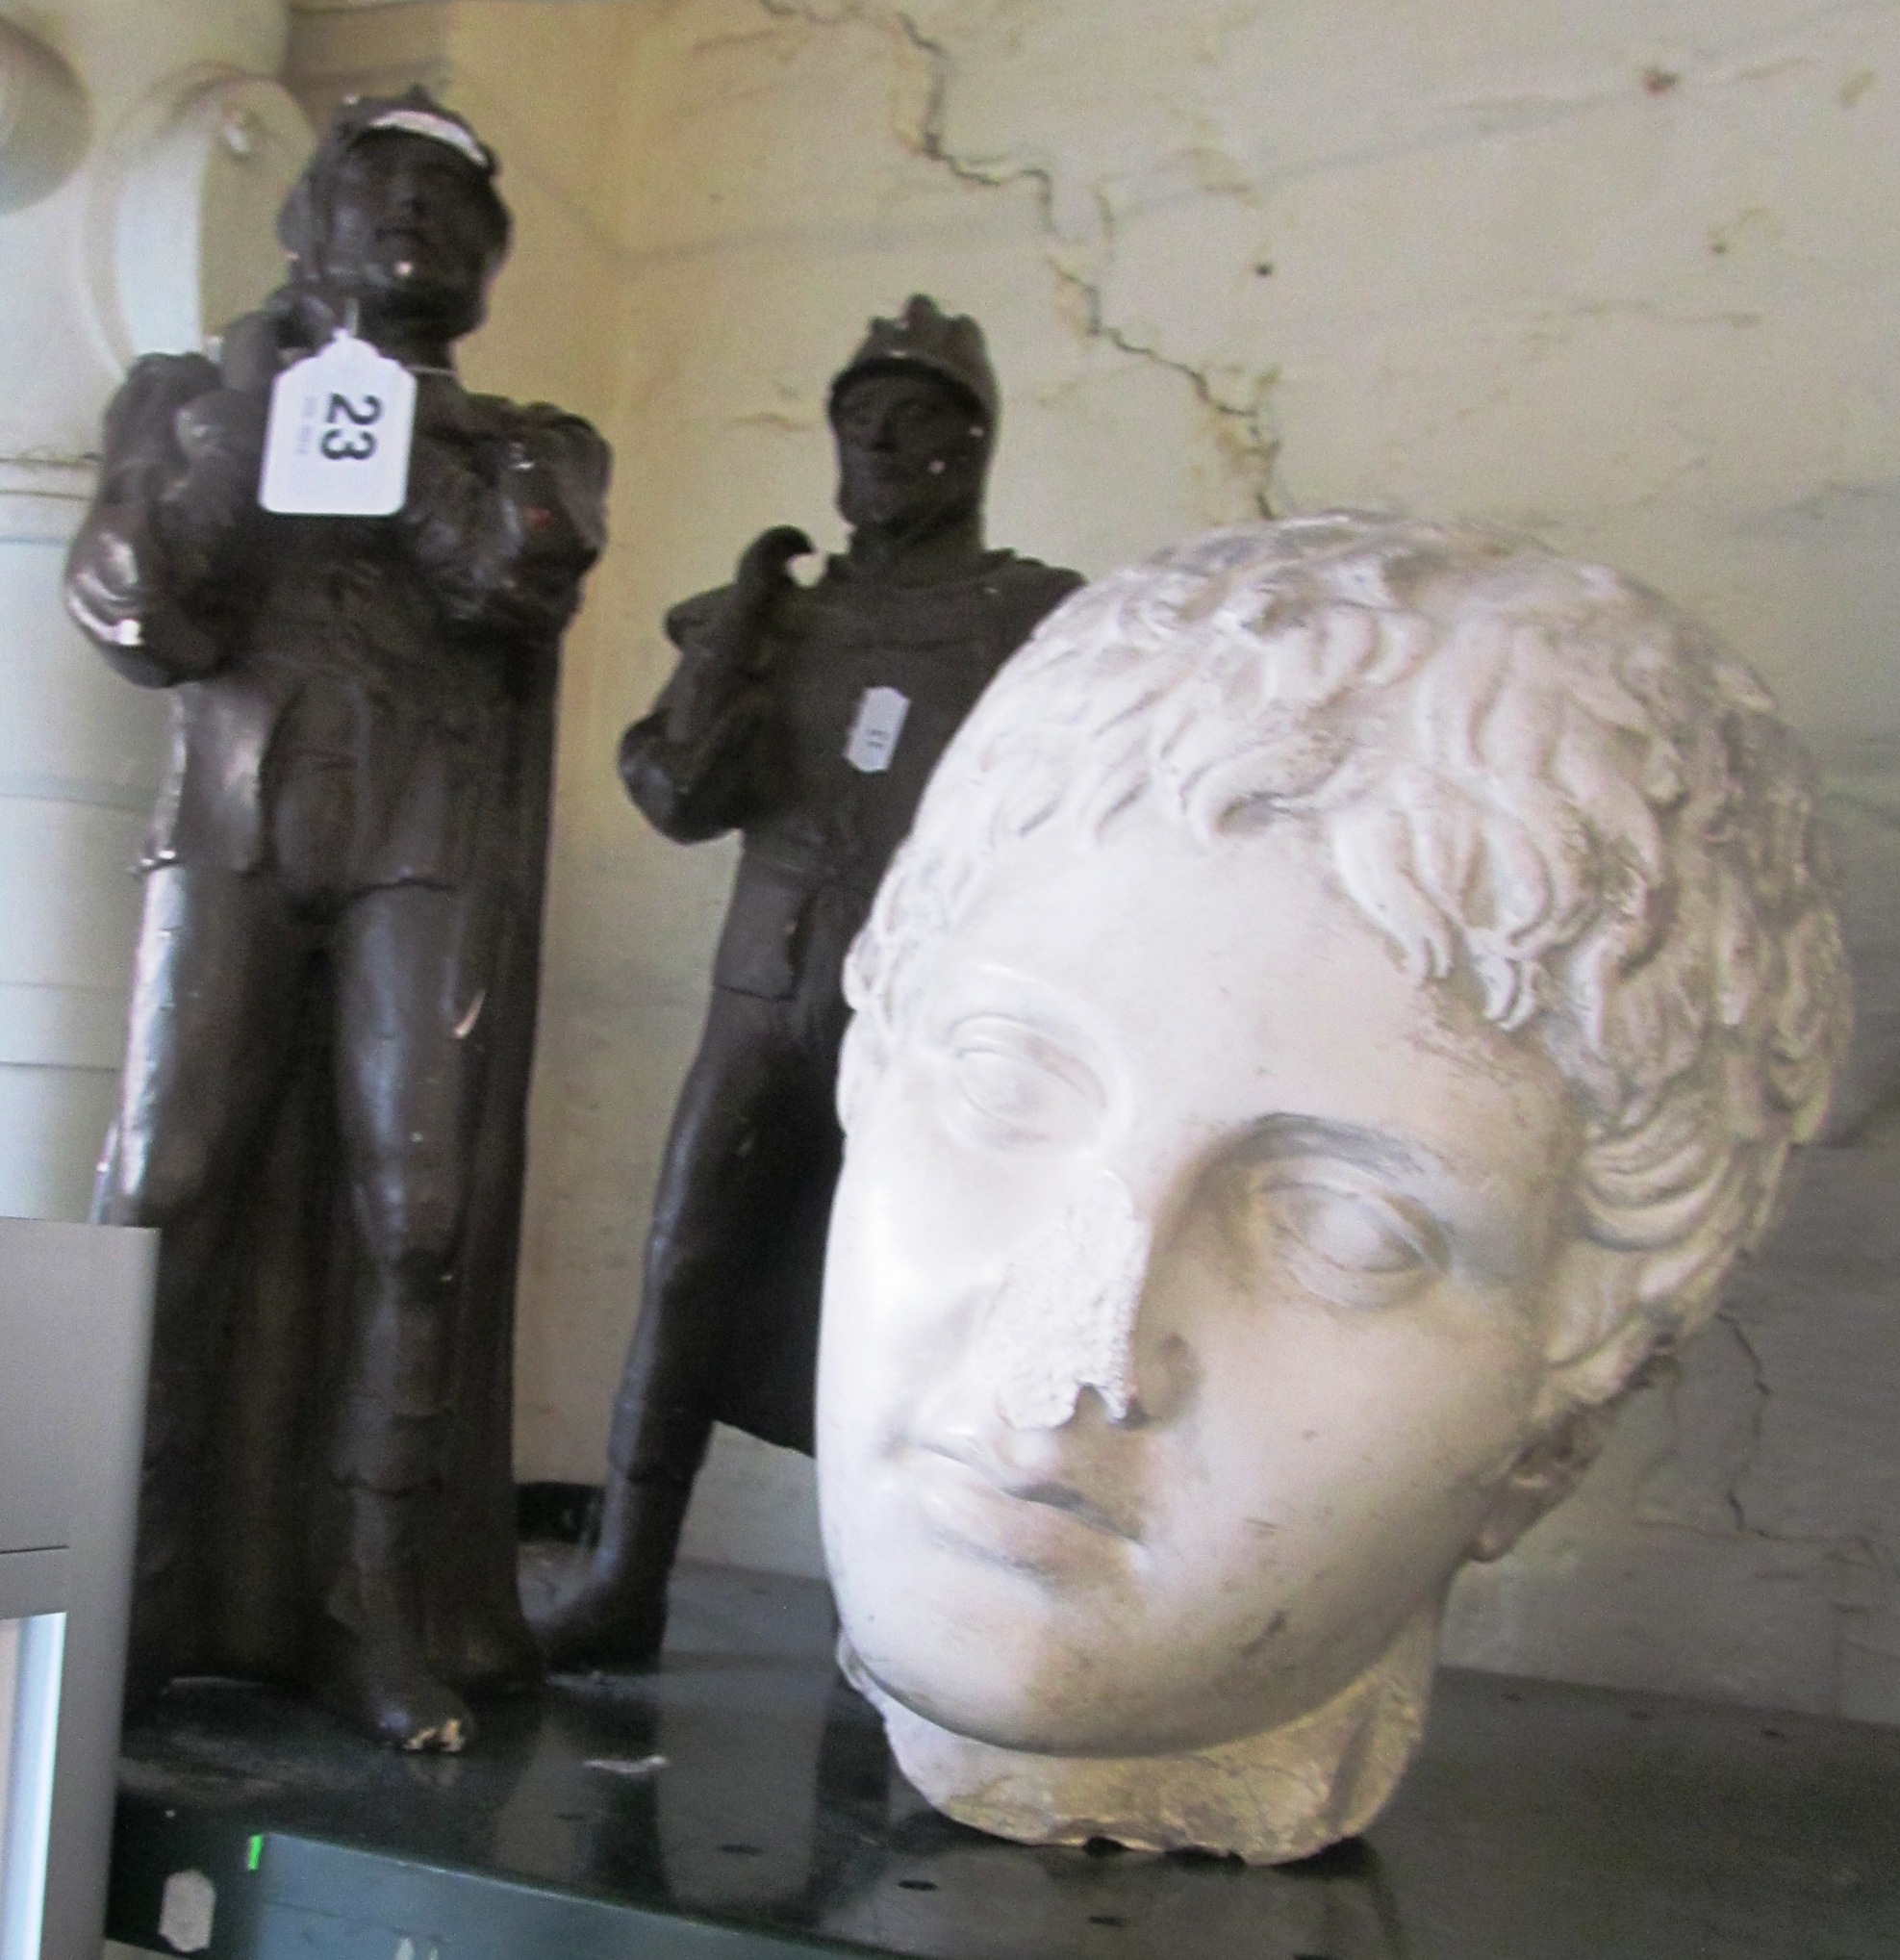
xmin=842 ymin=516 xmax=1851 ymax=1396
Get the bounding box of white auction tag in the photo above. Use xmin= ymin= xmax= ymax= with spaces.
xmin=258 ymin=332 xmax=417 ymax=518
xmin=845 ymin=685 xmax=910 ymax=774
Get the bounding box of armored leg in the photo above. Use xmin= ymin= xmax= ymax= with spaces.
xmin=533 ymin=987 xmax=819 ymax=1669
xmin=92 ymin=866 xmax=306 ymax=1709
xmin=323 ymin=882 xmax=492 ymax=1749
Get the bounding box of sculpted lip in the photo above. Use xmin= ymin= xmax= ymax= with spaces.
xmin=911 ymin=1438 xmax=1140 ymax=1546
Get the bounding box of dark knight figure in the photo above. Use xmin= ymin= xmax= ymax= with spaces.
xmin=66 ymin=91 xmax=608 ymax=1749
xmin=533 ymin=296 xmax=1082 ymax=1669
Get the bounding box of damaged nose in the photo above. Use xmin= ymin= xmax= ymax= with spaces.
xmin=976 ymin=1171 xmax=1152 ymax=1430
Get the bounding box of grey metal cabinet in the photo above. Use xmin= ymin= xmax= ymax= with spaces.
xmin=0 ymin=1222 xmax=154 ymax=1960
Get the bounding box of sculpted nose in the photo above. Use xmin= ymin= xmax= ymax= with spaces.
xmin=864 ymin=405 xmax=907 ymax=451
xmin=975 ymin=1170 xmax=1153 ymax=1431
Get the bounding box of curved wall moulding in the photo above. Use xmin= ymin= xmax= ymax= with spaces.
xmin=0 ymin=19 xmax=89 ymax=215
xmin=82 ymin=64 xmax=313 ymax=369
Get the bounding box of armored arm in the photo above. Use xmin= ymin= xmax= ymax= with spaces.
xmin=618 ymin=525 xmax=811 ymax=843
xmin=399 ymin=389 xmax=611 ymax=645
xmin=64 ymin=352 xmax=251 ymax=686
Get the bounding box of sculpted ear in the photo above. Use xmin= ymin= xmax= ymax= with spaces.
xmin=1467 ymin=1240 xmax=1669 ymax=1564
xmin=1532 ymin=1240 xmax=1656 ymax=1406
xmin=1466 ymin=1392 xmax=1631 ymax=1563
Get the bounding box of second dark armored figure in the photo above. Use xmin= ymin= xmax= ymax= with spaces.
xmin=535 ymin=297 xmax=1081 ymax=1667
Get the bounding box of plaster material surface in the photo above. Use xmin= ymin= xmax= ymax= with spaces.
xmin=284 ymin=0 xmax=1900 ymax=1722
xmin=814 ymin=515 xmax=1846 ymax=1855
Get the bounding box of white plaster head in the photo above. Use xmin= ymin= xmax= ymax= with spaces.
xmin=817 ymin=515 xmax=1850 ymax=1863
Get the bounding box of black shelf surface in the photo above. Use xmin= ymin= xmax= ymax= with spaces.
xmin=109 ymin=1561 xmax=1900 ymax=1960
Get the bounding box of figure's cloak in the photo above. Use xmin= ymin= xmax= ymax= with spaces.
xmin=193 ymin=672 xmax=553 ymax=1695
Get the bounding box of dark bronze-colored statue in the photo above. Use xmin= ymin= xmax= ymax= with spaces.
xmin=66 ymin=91 xmax=609 ymax=1750
xmin=533 ymin=297 xmax=1081 ymax=1669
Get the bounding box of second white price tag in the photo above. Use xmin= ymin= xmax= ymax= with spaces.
xmin=845 ymin=686 xmax=910 ymax=774
xmin=259 ymin=332 xmax=418 ymax=518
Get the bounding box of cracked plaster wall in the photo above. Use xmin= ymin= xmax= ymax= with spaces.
xmin=291 ymin=0 xmax=1900 ymax=1716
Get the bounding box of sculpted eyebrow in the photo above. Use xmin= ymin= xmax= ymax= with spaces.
xmin=1236 ymin=1115 xmax=1437 ymax=1184
xmin=945 ymin=1010 xmax=1109 ymax=1107
xmin=941 ymin=965 xmax=1113 ymax=1060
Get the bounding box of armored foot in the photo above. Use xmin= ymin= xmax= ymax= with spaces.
xmin=527 ymin=1473 xmax=691 ymax=1672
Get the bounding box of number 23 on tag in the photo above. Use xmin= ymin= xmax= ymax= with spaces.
xmin=259 ymin=332 xmax=418 ymax=518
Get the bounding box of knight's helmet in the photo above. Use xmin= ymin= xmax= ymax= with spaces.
xmin=277 ymin=87 xmax=510 ymax=276
xmin=828 ymin=295 xmax=1001 ymax=439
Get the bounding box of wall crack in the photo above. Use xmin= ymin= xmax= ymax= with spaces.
xmin=753 ymin=0 xmax=1280 ymax=516
xmin=1714 ymin=1305 xmax=1771 ymax=1537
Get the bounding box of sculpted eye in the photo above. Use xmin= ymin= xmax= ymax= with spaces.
xmin=943 ymin=1016 xmax=1103 ymax=1152
xmin=1243 ymin=1171 xmax=1441 ymax=1311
